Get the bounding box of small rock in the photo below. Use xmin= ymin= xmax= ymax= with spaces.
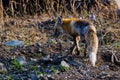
xmin=101 ymin=71 xmax=108 ymax=76
xmin=47 ymin=74 xmax=52 ymax=78
xmin=37 ymin=48 xmax=42 ymax=53
xmin=42 ymin=55 xmax=51 ymax=61
xmin=4 ymin=40 xmax=24 ymax=47
xmin=99 ymin=71 xmax=109 ymax=79
xmin=89 ymin=14 xmax=96 ymax=21
xmin=25 ymin=23 xmax=33 ymax=28
xmin=36 ymin=43 xmax=42 ymax=47
xmin=61 ymin=61 xmax=69 ymax=68
xmin=100 ymin=65 xmax=109 ymax=70
xmin=0 ymin=62 xmax=7 ymax=71
xmin=30 ymin=58 xmax=38 ymax=62
xmin=31 ymin=74 xmax=38 ymax=80
xmin=17 ymin=56 xmax=27 ymax=65
xmin=37 ymin=73 xmax=43 ymax=78
xmin=81 ymin=70 xmax=87 ymax=75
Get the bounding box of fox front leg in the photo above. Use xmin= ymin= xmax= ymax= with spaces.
xmin=71 ymin=36 xmax=80 ymax=55
xmin=84 ymin=44 xmax=87 ymax=57
xmin=75 ymin=36 xmax=81 ymax=55
xmin=71 ymin=45 xmax=77 ymax=55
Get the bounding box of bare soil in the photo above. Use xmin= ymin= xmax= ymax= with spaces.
xmin=0 ymin=17 xmax=120 ymax=80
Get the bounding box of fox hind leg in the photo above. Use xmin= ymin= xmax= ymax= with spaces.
xmin=88 ymin=31 xmax=98 ymax=67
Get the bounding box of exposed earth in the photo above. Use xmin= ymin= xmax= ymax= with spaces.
xmin=0 ymin=16 xmax=120 ymax=80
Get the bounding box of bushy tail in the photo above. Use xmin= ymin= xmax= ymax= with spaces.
xmin=89 ymin=52 xmax=97 ymax=67
xmin=87 ymin=27 xmax=98 ymax=67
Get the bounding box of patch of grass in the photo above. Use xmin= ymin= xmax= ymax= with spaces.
xmin=31 ymin=65 xmax=37 ymax=71
xmin=59 ymin=64 xmax=69 ymax=72
xmin=6 ymin=76 xmax=12 ymax=80
xmin=36 ymin=53 xmax=43 ymax=58
xmin=10 ymin=59 xmax=23 ymax=70
xmin=35 ymin=71 xmax=43 ymax=76
xmin=47 ymin=39 xmax=57 ymax=45
xmin=83 ymin=10 xmax=88 ymax=18
xmin=24 ymin=41 xmax=31 ymax=46
xmin=50 ymin=65 xmax=57 ymax=74
xmin=114 ymin=43 xmax=120 ymax=49
xmin=0 ymin=70 xmax=8 ymax=74
xmin=3 ymin=46 xmax=11 ymax=51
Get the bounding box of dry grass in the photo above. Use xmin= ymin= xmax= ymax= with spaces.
xmin=0 ymin=0 xmax=120 ymax=52
xmin=1 ymin=0 xmax=118 ymax=18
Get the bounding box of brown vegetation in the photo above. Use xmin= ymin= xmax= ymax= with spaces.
xmin=0 ymin=0 xmax=120 ymax=79
xmin=0 ymin=0 xmax=119 ymax=18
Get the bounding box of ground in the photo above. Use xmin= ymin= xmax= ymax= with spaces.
xmin=0 ymin=16 xmax=120 ymax=80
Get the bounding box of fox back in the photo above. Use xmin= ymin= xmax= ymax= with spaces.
xmin=55 ymin=17 xmax=96 ymax=40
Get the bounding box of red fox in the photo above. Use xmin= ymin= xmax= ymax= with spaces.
xmin=54 ymin=17 xmax=98 ymax=67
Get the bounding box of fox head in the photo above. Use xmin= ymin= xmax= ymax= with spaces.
xmin=54 ymin=17 xmax=64 ymax=37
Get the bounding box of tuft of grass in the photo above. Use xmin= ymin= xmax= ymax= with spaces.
xmin=114 ymin=43 xmax=120 ymax=49
xmin=24 ymin=41 xmax=31 ymax=46
xmin=83 ymin=10 xmax=88 ymax=18
xmin=31 ymin=65 xmax=37 ymax=71
xmin=0 ymin=70 xmax=8 ymax=74
xmin=6 ymin=76 xmax=12 ymax=80
xmin=3 ymin=46 xmax=11 ymax=51
xmin=35 ymin=71 xmax=43 ymax=76
xmin=59 ymin=64 xmax=69 ymax=72
xmin=10 ymin=59 xmax=23 ymax=70
xmin=50 ymin=65 xmax=57 ymax=74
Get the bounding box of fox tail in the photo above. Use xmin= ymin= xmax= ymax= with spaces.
xmin=87 ymin=26 xmax=98 ymax=67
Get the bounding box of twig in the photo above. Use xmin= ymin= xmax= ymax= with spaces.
xmin=110 ymin=49 xmax=120 ymax=63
